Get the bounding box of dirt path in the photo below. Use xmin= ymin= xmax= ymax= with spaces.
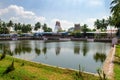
xmin=102 ymin=46 xmax=115 ymax=80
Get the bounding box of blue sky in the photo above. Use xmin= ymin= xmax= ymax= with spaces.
xmin=0 ymin=0 xmax=112 ymax=30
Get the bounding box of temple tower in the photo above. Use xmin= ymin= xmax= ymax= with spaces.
xmin=54 ymin=21 xmax=62 ymax=32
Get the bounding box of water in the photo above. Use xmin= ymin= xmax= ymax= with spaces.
xmin=0 ymin=40 xmax=111 ymax=73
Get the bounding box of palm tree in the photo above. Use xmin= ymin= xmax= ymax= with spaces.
xmin=94 ymin=19 xmax=101 ymax=30
xmin=7 ymin=20 xmax=14 ymax=27
xmin=110 ymin=0 xmax=120 ymax=28
xmin=108 ymin=16 xmax=115 ymax=38
xmin=81 ymin=24 xmax=88 ymax=38
xmin=2 ymin=22 xmax=9 ymax=34
xmin=94 ymin=19 xmax=108 ymax=31
xmin=34 ymin=22 xmax=41 ymax=31
xmin=42 ymin=23 xmax=48 ymax=32
xmin=21 ymin=24 xmax=32 ymax=33
xmin=101 ymin=19 xmax=108 ymax=31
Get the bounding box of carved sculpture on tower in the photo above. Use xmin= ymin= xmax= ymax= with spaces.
xmin=54 ymin=21 xmax=62 ymax=33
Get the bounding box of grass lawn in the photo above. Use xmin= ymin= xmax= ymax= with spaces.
xmin=0 ymin=54 xmax=99 ymax=80
xmin=114 ymin=45 xmax=120 ymax=80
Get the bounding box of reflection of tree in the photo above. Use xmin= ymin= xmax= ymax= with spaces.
xmin=42 ymin=47 xmax=47 ymax=54
xmin=93 ymin=52 xmax=106 ymax=63
xmin=0 ymin=44 xmax=13 ymax=60
xmin=35 ymin=48 xmax=41 ymax=56
xmin=82 ymin=42 xmax=89 ymax=56
xmin=14 ymin=43 xmax=32 ymax=55
xmin=74 ymin=46 xmax=80 ymax=54
xmin=55 ymin=43 xmax=61 ymax=55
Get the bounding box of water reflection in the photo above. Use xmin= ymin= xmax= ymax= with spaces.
xmin=0 ymin=40 xmax=111 ymax=73
xmin=35 ymin=48 xmax=41 ymax=56
xmin=14 ymin=43 xmax=32 ymax=55
xmin=82 ymin=42 xmax=89 ymax=56
xmin=93 ymin=52 xmax=106 ymax=63
xmin=55 ymin=43 xmax=61 ymax=55
xmin=74 ymin=45 xmax=80 ymax=54
xmin=73 ymin=42 xmax=80 ymax=54
xmin=0 ymin=44 xmax=13 ymax=60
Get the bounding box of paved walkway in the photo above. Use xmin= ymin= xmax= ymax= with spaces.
xmin=102 ymin=46 xmax=115 ymax=80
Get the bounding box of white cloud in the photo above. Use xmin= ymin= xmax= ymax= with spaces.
xmin=89 ymin=0 xmax=103 ymax=6
xmin=84 ymin=0 xmax=103 ymax=7
xmin=85 ymin=18 xmax=97 ymax=29
xmin=0 ymin=5 xmax=46 ymax=25
xmin=63 ymin=0 xmax=103 ymax=6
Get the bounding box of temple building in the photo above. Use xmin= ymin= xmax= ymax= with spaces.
xmin=74 ymin=24 xmax=81 ymax=31
xmin=54 ymin=21 xmax=62 ymax=32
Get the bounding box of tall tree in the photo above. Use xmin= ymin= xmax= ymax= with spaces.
xmin=94 ymin=19 xmax=101 ymax=30
xmin=47 ymin=27 xmax=52 ymax=32
xmin=1 ymin=22 xmax=9 ymax=34
xmin=81 ymin=24 xmax=88 ymax=37
xmin=94 ymin=19 xmax=108 ymax=31
xmin=34 ymin=22 xmax=41 ymax=31
xmin=7 ymin=20 xmax=14 ymax=27
xmin=108 ymin=16 xmax=115 ymax=38
xmin=42 ymin=23 xmax=48 ymax=32
xmin=110 ymin=0 xmax=120 ymax=28
xmin=21 ymin=24 xmax=32 ymax=33
xmin=101 ymin=19 xmax=108 ymax=31
xmin=14 ymin=23 xmax=22 ymax=32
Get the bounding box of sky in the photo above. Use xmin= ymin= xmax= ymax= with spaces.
xmin=0 ymin=0 xmax=112 ymax=31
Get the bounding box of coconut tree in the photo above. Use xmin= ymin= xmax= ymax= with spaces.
xmin=94 ymin=19 xmax=101 ymax=30
xmin=21 ymin=24 xmax=32 ymax=33
xmin=1 ymin=22 xmax=9 ymax=34
xmin=108 ymin=16 xmax=115 ymax=38
xmin=110 ymin=0 xmax=120 ymax=37
xmin=42 ymin=23 xmax=48 ymax=32
xmin=81 ymin=24 xmax=88 ymax=38
xmin=110 ymin=0 xmax=120 ymax=28
xmin=101 ymin=19 xmax=108 ymax=31
xmin=7 ymin=20 xmax=14 ymax=27
xmin=34 ymin=22 xmax=41 ymax=31
xmin=94 ymin=19 xmax=108 ymax=31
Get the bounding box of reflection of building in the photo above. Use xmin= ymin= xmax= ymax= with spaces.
xmin=54 ymin=21 xmax=62 ymax=32
xmin=74 ymin=24 xmax=81 ymax=31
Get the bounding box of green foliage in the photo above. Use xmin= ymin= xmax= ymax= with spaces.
xmin=42 ymin=23 xmax=52 ymax=32
xmin=34 ymin=22 xmax=41 ymax=31
xmin=14 ymin=23 xmax=22 ymax=32
xmin=7 ymin=20 xmax=13 ymax=27
xmin=72 ymin=31 xmax=81 ymax=38
xmin=110 ymin=0 xmax=120 ymax=28
xmin=94 ymin=19 xmax=108 ymax=31
xmin=21 ymin=24 xmax=32 ymax=33
xmin=0 ymin=19 xmax=53 ymax=33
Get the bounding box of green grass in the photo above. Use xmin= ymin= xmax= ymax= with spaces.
xmin=114 ymin=45 xmax=120 ymax=80
xmin=115 ymin=45 xmax=120 ymax=58
xmin=0 ymin=55 xmax=99 ymax=80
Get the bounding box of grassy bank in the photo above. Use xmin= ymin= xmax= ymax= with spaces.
xmin=0 ymin=55 xmax=99 ymax=80
xmin=114 ymin=45 xmax=120 ymax=80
